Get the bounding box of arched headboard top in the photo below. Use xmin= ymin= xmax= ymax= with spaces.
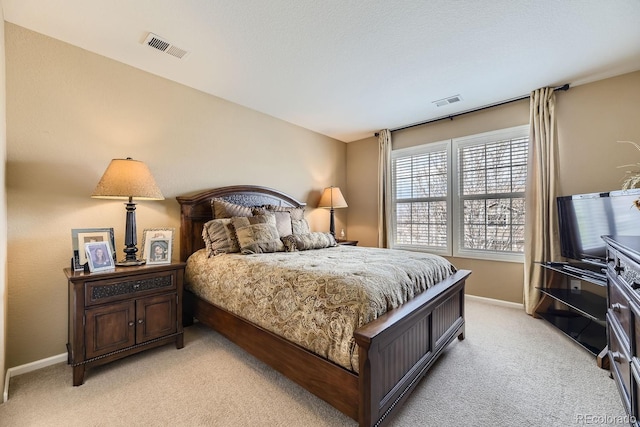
xmin=176 ymin=185 xmax=306 ymax=261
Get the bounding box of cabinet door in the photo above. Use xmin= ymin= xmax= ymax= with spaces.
xmin=136 ymin=293 xmax=177 ymax=343
xmin=85 ymin=300 xmax=136 ymax=359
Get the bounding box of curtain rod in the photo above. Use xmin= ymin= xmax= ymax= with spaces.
xmin=375 ymin=83 xmax=570 ymax=136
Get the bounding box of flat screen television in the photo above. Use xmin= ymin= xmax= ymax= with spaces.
xmin=557 ymin=189 xmax=640 ymax=265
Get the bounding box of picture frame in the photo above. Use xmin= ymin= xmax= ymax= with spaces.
xmin=71 ymin=228 xmax=116 ymax=271
xmin=141 ymin=228 xmax=174 ymax=265
xmin=85 ymin=241 xmax=115 ymax=272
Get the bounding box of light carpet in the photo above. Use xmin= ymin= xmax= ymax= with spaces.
xmin=0 ymin=298 xmax=625 ymax=426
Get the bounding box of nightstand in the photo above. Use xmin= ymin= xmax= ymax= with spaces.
xmin=337 ymin=239 xmax=358 ymax=246
xmin=64 ymin=262 xmax=185 ymax=386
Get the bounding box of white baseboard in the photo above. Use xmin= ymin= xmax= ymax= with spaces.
xmin=465 ymin=293 xmax=524 ymax=310
xmin=3 ymin=353 xmax=67 ymax=403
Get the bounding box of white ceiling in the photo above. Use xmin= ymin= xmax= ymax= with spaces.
xmin=2 ymin=0 xmax=640 ymax=142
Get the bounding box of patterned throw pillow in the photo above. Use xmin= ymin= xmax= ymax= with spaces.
xmin=291 ymin=218 xmax=311 ymax=235
xmin=211 ymin=198 xmax=253 ymax=219
xmin=232 ymin=214 xmax=285 ymax=254
xmin=202 ymin=218 xmax=240 ymax=257
xmin=281 ymin=232 xmax=337 ymax=252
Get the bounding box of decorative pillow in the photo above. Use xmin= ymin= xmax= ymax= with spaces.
xmin=212 ymin=198 xmax=253 ymax=219
xmin=261 ymin=205 xmax=309 ymax=235
xmin=202 ymin=219 xmax=240 ymax=256
xmin=292 ymin=218 xmax=311 ymax=235
xmin=232 ymin=214 xmax=284 ymax=254
xmin=252 ymin=207 xmax=292 ymax=237
xmin=281 ymin=232 xmax=337 ymax=252
xmin=264 ymin=204 xmax=305 ymax=220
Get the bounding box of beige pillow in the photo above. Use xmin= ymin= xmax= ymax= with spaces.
xmin=261 ymin=205 xmax=308 ymax=235
xmin=282 ymin=232 xmax=337 ymax=252
xmin=253 ymin=207 xmax=292 ymax=237
xmin=202 ymin=219 xmax=240 ymax=256
xmin=264 ymin=204 xmax=305 ymax=220
xmin=212 ymin=198 xmax=253 ymax=219
xmin=232 ymin=214 xmax=284 ymax=254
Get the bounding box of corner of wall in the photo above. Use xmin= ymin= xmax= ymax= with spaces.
xmin=1 ymin=10 xmax=9 ymax=403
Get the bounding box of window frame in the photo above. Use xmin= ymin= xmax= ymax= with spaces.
xmin=451 ymin=125 xmax=529 ymax=262
xmin=390 ymin=125 xmax=529 ymax=263
xmin=391 ymin=140 xmax=452 ymax=256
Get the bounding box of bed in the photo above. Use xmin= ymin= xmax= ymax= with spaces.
xmin=177 ymin=185 xmax=471 ymax=427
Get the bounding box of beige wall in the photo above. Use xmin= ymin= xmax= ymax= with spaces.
xmin=1 ymin=13 xmax=7 ymax=386
xmin=4 ymin=23 xmax=347 ymax=368
xmin=346 ymin=71 xmax=640 ymax=303
xmin=345 ymin=135 xmax=378 ymax=247
xmin=555 ymin=72 xmax=640 ymax=195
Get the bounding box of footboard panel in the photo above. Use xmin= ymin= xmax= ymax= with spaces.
xmin=355 ymin=269 xmax=470 ymax=427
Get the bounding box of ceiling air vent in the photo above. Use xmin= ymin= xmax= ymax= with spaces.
xmin=143 ymin=33 xmax=189 ymax=59
xmin=433 ymin=95 xmax=463 ymax=107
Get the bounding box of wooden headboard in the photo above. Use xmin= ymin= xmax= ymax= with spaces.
xmin=175 ymin=185 xmax=306 ymax=262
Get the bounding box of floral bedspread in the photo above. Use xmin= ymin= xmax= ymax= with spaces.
xmin=185 ymin=245 xmax=456 ymax=372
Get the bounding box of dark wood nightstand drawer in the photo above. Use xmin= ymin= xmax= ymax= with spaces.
xmin=632 ymin=301 xmax=640 ymax=356
xmin=619 ymin=253 xmax=640 ymax=292
xmin=609 ymin=312 xmax=632 ymax=414
xmin=85 ymin=270 xmax=176 ymax=306
xmin=609 ymin=277 xmax=632 ymax=345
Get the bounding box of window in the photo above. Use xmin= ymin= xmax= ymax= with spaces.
xmin=391 ymin=125 xmax=529 ymax=262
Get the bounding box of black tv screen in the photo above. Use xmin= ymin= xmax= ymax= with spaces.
xmin=557 ymin=190 xmax=640 ymax=263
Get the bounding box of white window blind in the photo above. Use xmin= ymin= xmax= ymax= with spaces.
xmin=392 ymin=141 xmax=450 ymax=255
xmin=391 ymin=125 xmax=529 ymax=262
xmin=454 ymin=131 xmax=528 ymax=260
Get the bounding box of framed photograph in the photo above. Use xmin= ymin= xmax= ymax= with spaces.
xmin=71 ymin=228 xmax=116 ymax=271
xmin=85 ymin=241 xmax=115 ymax=272
xmin=142 ymin=228 xmax=174 ymax=265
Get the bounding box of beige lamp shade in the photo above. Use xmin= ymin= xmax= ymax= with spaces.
xmin=318 ymin=186 xmax=348 ymax=209
xmin=92 ymin=158 xmax=164 ymax=200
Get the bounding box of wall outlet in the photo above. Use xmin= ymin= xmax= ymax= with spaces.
xmin=570 ymin=279 xmax=581 ymax=293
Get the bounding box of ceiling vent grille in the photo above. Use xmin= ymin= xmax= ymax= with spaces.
xmin=433 ymin=95 xmax=462 ymax=107
xmin=143 ymin=33 xmax=189 ymax=59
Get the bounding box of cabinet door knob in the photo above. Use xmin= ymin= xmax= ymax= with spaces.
xmin=615 ymin=265 xmax=625 ymax=273
xmin=138 ymin=319 xmax=144 ymax=324
xmin=632 ymin=282 xmax=640 ymax=290
xmin=612 ymin=303 xmax=623 ymax=312
xmin=128 ymin=321 xmax=134 ymax=327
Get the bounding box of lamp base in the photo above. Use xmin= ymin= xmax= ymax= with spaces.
xmin=116 ymin=259 xmax=146 ymax=267
xmin=117 ymin=200 xmax=145 ymax=267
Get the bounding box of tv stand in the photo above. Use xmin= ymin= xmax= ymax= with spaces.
xmin=535 ymin=261 xmax=608 ymax=368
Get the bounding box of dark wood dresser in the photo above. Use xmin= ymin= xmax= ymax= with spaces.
xmin=604 ymin=235 xmax=640 ymax=425
xmin=64 ymin=262 xmax=185 ymax=385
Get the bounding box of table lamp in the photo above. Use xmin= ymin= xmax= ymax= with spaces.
xmin=92 ymin=158 xmax=164 ymax=266
xmin=318 ymin=186 xmax=348 ymax=237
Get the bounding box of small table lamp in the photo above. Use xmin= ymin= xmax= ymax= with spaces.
xmin=92 ymin=158 xmax=164 ymax=266
xmin=318 ymin=186 xmax=348 ymax=237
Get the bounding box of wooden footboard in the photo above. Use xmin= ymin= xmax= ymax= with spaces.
xmin=185 ymin=269 xmax=469 ymax=427
xmin=355 ymin=269 xmax=469 ymax=427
